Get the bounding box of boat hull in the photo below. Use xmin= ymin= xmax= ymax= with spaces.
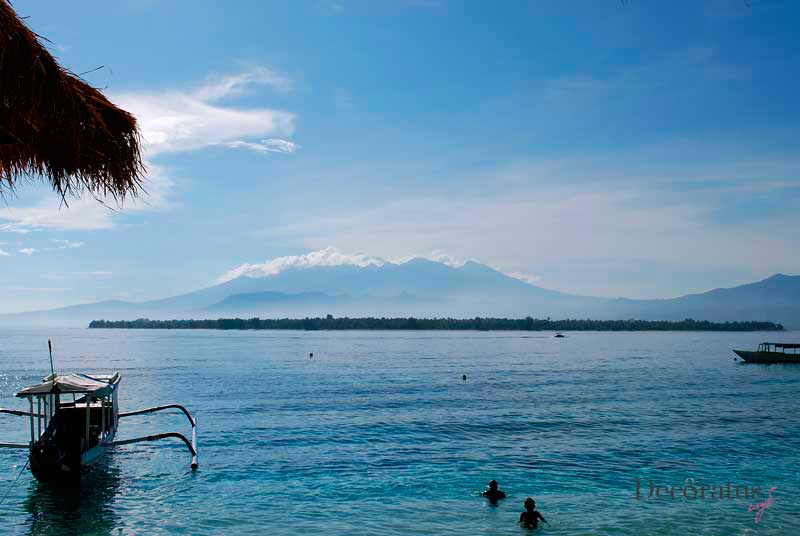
xmin=81 ymin=432 xmax=115 ymax=466
xmin=30 ymin=438 xmax=114 ymax=482
xmin=29 ymin=438 xmax=83 ymax=483
xmin=28 ymin=409 xmax=117 ymax=482
xmin=734 ymin=350 xmax=800 ymax=364
xmin=30 ymin=441 xmax=74 ymax=483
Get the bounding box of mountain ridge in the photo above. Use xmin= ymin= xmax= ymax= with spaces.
xmin=2 ymin=262 xmax=798 ymax=328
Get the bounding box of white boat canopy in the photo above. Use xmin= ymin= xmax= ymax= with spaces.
xmin=16 ymin=373 xmax=118 ymax=398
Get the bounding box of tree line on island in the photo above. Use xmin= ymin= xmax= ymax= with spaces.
xmin=88 ymin=316 xmax=784 ymax=331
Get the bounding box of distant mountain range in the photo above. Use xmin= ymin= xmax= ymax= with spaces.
xmin=3 ymin=258 xmax=799 ymax=328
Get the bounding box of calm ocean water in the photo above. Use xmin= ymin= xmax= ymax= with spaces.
xmin=0 ymin=328 xmax=799 ymax=535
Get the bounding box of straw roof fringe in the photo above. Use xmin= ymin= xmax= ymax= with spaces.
xmin=0 ymin=1 xmax=144 ymax=201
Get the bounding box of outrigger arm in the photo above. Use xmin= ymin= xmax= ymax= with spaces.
xmin=0 ymin=408 xmax=41 ymax=449
xmin=115 ymin=404 xmax=198 ymax=469
xmin=0 ymin=408 xmax=45 ymax=418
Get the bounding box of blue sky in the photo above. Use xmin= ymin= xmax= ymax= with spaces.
xmin=1 ymin=0 xmax=799 ymax=313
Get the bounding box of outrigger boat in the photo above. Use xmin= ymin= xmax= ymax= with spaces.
xmin=733 ymin=342 xmax=800 ymax=364
xmin=1 ymin=371 xmax=197 ymax=482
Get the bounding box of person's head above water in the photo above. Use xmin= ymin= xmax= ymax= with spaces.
xmin=482 ymin=479 xmax=506 ymax=500
xmin=519 ymin=497 xmax=547 ymax=528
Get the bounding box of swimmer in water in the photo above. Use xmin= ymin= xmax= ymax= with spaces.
xmin=519 ymin=497 xmax=547 ymax=529
xmin=482 ymin=480 xmax=506 ymax=502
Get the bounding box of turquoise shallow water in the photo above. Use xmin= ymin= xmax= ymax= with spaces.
xmin=0 ymin=328 xmax=799 ymax=535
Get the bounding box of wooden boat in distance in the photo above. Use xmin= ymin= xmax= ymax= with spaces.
xmin=0 ymin=372 xmax=197 ymax=482
xmin=733 ymin=342 xmax=800 ymax=364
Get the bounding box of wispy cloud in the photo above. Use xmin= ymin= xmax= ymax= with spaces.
xmin=115 ymin=67 xmax=296 ymax=157
xmin=314 ymin=0 xmax=345 ymax=15
xmin=53 ymin=239 xmax=85 ymax=249
xmin=0 ymin=127 xmax=165 ymax=233
xmin=506 ymin=272 xmax=541 ymax=285
xmin=42 ymin=271 xmax=113 ymax=280
xmin=0 ymin=68 xmax=296 ymax=234
xmin=11 ymin=287 xmax=70 ymax=292
xmin=223 ymin=138 xmax=300 ymax=154
xmin=539 ymin=45 xmax=752 ymax=114
xmin=259 ymin=161 xmax=799 ymax=297
xmin=193 ymin=68 xmax=292 ymax=100
xmin=0 ymin=183 xmax=169 ymax=232
xmin=0 ymin=197 xmax=114 ymax=232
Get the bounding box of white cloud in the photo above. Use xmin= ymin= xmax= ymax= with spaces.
xmin=255 ymin=183 xmax=799 ymax=297
xmin=0 ymin=68 xmax=296 ymax=234
xmin=389 ymin=250 xmax=468 ymax=267
xmin=223 ymin=138 xmax=300 ymax=154
xmin=11 ymin=287 xmax=69 ymax=292
xmin=42 ymin=271 xmax=113 ymax=280
xmin=315 ymin=0 xmax=345 ymax=14
xmin=429 ymin=249 xmax=465 ymax=267
xmin=506 ymin=272 xmax=541 ymax=285
xmin=114 ymin=68 xmax=296 ymax=157
xmin=0 ymin=152 xmax=172 ymax=233
xmin=0 ymin=201 xmax=111 ymax=231
xmin=0 ymin=196 xmax=112 ymax=231
xmin=18 ymin=248 xmax=37 ymax=255
xmin=193 ymin=68 xmax=292 ymax=100
xmin=216 ymin=246 xmax=543 ymax=288
xmin=217 ymin=246 xmax=387 ymax=283
xmin=53 ymin=239 xmax=85 ymax=249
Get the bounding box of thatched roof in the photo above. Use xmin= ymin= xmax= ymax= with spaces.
xmin=0 ymin=1 xmax=143 ymax=201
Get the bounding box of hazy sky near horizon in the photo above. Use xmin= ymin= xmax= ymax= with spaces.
xmin=1 ymin=0 xmax=799 ymax=313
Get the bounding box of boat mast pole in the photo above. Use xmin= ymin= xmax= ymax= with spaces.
xmin=47 ymin=340 xmax=55 ymax=378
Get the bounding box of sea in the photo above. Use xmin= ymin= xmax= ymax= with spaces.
xmin=0 ymin=328 xmax=799 ymax=535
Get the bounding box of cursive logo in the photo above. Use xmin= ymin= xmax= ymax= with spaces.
xmin=747 ymin=486 xmax=777 ymax=524
xmin=635 ymin=478 xmax=778 ymax=525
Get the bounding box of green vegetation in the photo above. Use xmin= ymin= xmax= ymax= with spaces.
xmin=88 ymin=317 xmax=784 ymax=331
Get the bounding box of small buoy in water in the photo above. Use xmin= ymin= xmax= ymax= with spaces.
xmin=462 ymin=374 xmax=467 ymax=381
xmin=309 ymin=352 xmax=314 ymax=358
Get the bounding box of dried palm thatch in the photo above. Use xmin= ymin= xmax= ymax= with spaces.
xmin=0 ymin=0 xmax=144 ymax=201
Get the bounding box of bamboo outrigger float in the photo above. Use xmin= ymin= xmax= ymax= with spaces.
xmin=0 ymin=371 xmax=197 ymax=482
